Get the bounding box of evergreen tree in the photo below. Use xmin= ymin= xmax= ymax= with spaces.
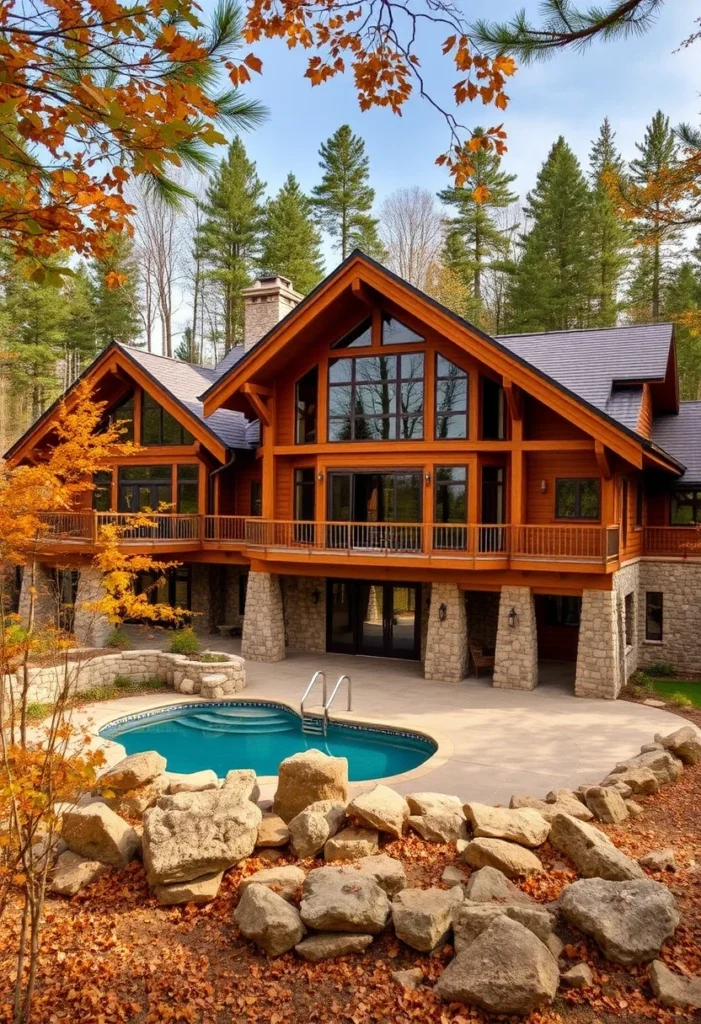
xmin=438 ymin=127 xmax=518 ymax=318
xmin=260 ymin=173 xmax=325 ymax=294
xmin=311 ymin=125 xmax=384 ymax=259
xmin=196 ymin=137 xmax=266 ymax=351
xmin=507 ymin=137 xmax=595 ymax=332
xmin=175 ymin=325 xmax=198 ymax=363
xmin=89 ymin=232 xmax=141 ymax=349
xmin=588 ymin=118 xmax=630 ymax=326
xmin=626 ymin=111 xmax=682 ymax=322
xmin=663 ymin=259 xmax=701 ymax=399
xmin=65 ymin=265 xmax=98 ymax=372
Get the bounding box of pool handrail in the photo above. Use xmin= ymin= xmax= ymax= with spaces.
xmin=301 ymin=670 xmax=327 ymax=716
xmin=325 ymin=674 xmax=352 ymax=725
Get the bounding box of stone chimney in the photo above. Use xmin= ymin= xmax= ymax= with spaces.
xmin=241 ymin=275 xmax=303 ymax=352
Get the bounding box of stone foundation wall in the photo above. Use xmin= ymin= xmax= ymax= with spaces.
xmin=281 ymin=576 xmax=326 ymax=652
xmin=190 ymin=564 xmax=215 ymax=634
xmin=466 ymin=591 xmax=499 ymax=652
xmin=575 ymin=589 xmax=621 ymax=699
xmin=638 ymin=559 xmax=701 ymax=676
xmin=241 ymin=571 xmax=285 ymax=662
xmin=420 ymin=584 xmax=431 ymax=662
xmin=4 ymin=649 xmax=245 ymax=706
xmin=492 ymin=586 xmax=538 ymax=691
xmin=423 ymin=583 xmax=467 ymax=683
xmin=73 ymin=566 xmax=111 ymax=647
xmin=613 ymin=561 xmax=640 ymax=680
xmin=18 ymin=562 xmax=57 ymax=630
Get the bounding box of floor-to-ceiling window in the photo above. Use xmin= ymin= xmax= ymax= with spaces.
xmin=327 ymin=579 xmax=421 ymax=659
xmin=327 ymin=470 xmax=422 ymax=550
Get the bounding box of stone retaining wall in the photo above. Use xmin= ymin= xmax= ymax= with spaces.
xmin=282 ymin=576 xmax=326 ymax=652
xmin=638 ymin=559 xmax=701 ymax=675
xmin=4 ymin=649 xmax=246 ymax=705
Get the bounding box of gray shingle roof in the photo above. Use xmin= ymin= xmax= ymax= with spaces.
xmin=652 ymin=401 xmax=701 ymax=484
xmin=498 ymin=323 xmax=674 ymax=426
xmin=118 ymin=345 xmax=255 ymax=451
xmin=213 ymin=346 xmax=245 ymax=377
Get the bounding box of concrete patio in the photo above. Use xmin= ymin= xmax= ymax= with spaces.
xmin=101 ymin=628 xmax=698 ymax=805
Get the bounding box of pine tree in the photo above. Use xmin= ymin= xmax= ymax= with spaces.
xmin=64 ymin=265 xmax=98 ymax=374
xmin=627 ymin=111 xmax=682 ymax=322
xmin=438 ymin=128 xmax=518 ymax=319
xmin=260 ymin=174 xmax=325 ymax=294
xmin=664 ymin=259 xmax=701 ymax=399
xmin=506 ymin=137 xmax=595 ymax=333
xmin=311 ymin=125 xmax=384 ymax=259
xmin=89 ymin=232 xmax=141 ymax=349
xmin=175 ymin=325 xmax=198 ymax=363
xmin=588 ymin=118 xmax=630 ymax=326
xmin=196 ymin=137 xmax=266 ymax=351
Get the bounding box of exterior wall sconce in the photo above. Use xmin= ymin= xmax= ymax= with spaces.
xmin=438 ymin=602 xmax=447 ymax=622
xmin=311 ymin=589 xmax=320 ymax=604
xmin=540 ymin=480 xmax=547 ymax=493
xmin=317 ymin=471 xmax=324 ymax=482
xmin=425 ymin=471 xmax=431 ymax=484
xmin=508 ymin=606 xmax=518 ymax=629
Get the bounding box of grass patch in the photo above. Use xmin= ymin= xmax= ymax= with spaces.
xmin=26 ymin=702 xmax=53 ymax=722
xmin=199 ymin=653 xmax=229 ymax=663
xmin=77 ymin=676 xmax=164 ymax=704
xmin=648 ymin=678 xmax=701 ymax=707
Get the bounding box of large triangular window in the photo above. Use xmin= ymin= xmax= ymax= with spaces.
xmin=382 ymin=315 xmax=423 ymax=345
xmin=332 ymin=318 xmax=372 ymax=349
xmin=142 ymin=391 xmax=194 ymax=446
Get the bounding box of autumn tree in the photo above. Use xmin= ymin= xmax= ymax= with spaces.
xmin=197 ymin=137 xmax=267 ymax=351
xmin=260 ymin=174 xmax=325 ymax=294
xmin=588 ymin=118 xmax=630 ymax=326
xmin=379 ymin=187 xmax=444 ymax=290
xmin=311 ymin=126 xmax=385 ymax=260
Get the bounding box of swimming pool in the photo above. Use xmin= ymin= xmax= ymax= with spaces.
xmin=100 ymin=702 xmax=436 ymax=781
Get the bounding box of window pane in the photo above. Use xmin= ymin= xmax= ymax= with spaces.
xmin=355 ymin=355 xmax=396 ymax=382
xmin=112 ymin=394 xmax=134 ymax=441
xmin=400 ymin=353 xmax=424 ymax=379
xmin=395 ymin=473 xmax=421 ymax=521
xmin=329 ymin=359 xmax=353 ymax=384
xmin=119 ymin=465 xmax=171 ymax=482
xmin=579 ymin=479 xmax=600 ymax=518
xmin=142 ymin=402 xmax=160 ymax=445
xmin=328 ymin=352 xmax=424 ymax=442
xmin=295 ymin=367 xmax=318 ymax=444
xmin=328 ymin=385 xmax=352 ymax=417
xmin=251 ymin=480 xmax=262 ymax=516
xmin=178 ymin=464 xmax=198 ymax=482
xmin=437 ymin=377 xmax=467 ymax=412
xmin=294 ymin=469 xmax=315 ymax=520
xmin=400 ymin=415 xmax=422 ymax=440
xmin=400 ymin=380 xmax=423 ymax=414
xmin=330 ymin=475 xmax=351 ymax=520
xmin=437 ymin=355 xmax=466 ymax=378
xmin=482 ymin=377 xmax=505 ymax=440
xmin=382 ymin=315 xmax=423 ymax=344
xmin=671 ymin=491 xmax=698 ymax=524
xmin=356 ymin=382 xmax=396 ymax=416
xmin=333 ymin=318 xmax=372 ymax=348
xmin=162 ymin=410 xmax=183 ymax=445
xmin=436 ymin=413 xmax=467 ymax=439
xmin=177 ymin=484 xmax=198 ymax=514
xmin=328 ymin=418 xmax=353 ymax=442
xmin=556 ymin=479 xmax=576 ymax=518
xmin=646 ymin=591 xmax=663 ymax=641
xmin=93 ymin=470 xmax=112 ymax=511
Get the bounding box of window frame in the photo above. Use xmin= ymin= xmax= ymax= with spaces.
xmin=327 ymin=352 xmax=424 ymax=442
xmin=93 ymin=470 xmax=112 ymax=512
xmin=141 ymin=391 xmax=194 ymax=447
xmin=176 ymin=463 xmax=199 ymax=514
xmin=250 ymin=480 xmax=262 ymax=517
xmin=434 ymin=354 xmax=468 ymax=440
xmin=295 ymin=366 xmax=318 ymax=444
xmin=670 ymin=488 xmax=701 ymax=525
xmin=645 ymin=591 xmax=663 ymax=642
xmin=555 ymin=478 xmax=601 ymax=521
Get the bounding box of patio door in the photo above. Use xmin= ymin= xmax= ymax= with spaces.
xmin=327 ymin=579 xmax=421 ymax=659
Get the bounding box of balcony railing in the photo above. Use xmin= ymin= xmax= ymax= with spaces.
xmin=643 ymin=526 xmax=701 ymax=558
xmin=33 ymin=512 xmax=624 ymax=567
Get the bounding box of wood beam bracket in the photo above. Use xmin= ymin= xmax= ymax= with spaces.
xmin=503 ymin=377 xmax=523 ymax=421
xmin=241 ymin=384 xmax=271 ymax=427
xmin=351 ymin=277 xmax=375 ymax=306
xmin=595 ymin=440 xmax=612 ymax=479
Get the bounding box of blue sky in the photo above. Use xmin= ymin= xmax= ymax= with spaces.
xmin=200 ymin=0 xmax=699 ymax=266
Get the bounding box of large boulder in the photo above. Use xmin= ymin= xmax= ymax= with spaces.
xmin=62 ymin=803 xmax=140 ymax=867
xmin=657 ymin=726 xmax=701 ymax=766
xmin=325 ymin=827 xmax=378 ymax=862
xmin=465 ymin=865 xmax=534 ymax=905
xmin=352 ymin=854 xmax=407 ymax=896
xmin=222 ymin=769 xmax=260 ymax=803
xmin=510 ymin=793 xmax=593 ymax=823
xmin=154 ymin=871 xmax=223 ymax=906
xmin=435 ymin=916 xmax=559 ymax=1014
xmin=239 ymin=866 xmax=306 ymax=903
xmin=452 ymin=902 xmax=554 ymax=952
xmin=406 ymin=792 xmax=464 ymax=816
xmin=648 ymin=960 xmax=701 ymax=1009
xmin=97 ymin=751 xmax=166 ymax=793
xmin=639 ymin=848 xmax=677 ymax=873
xmin=300 ymin=867 xmax=390 ymax=934
xmin=611 ymin=750 xmax=683 ymax=785
xmin=582 ymin=786 xmax=629 ymax=824
xmin=235 ymin=883 xmax=306 ymax=956
xmin=50 ymin=850 xmax=108 ymax=896
xmin=549 ymin=813 xmax=644 ymax=881
xmin=168 ymin=770 xmax=219 ymax=794
xmin=559 ymin=878 xmax=680 ymax=965
xmin=601 ymin=766 xmax=659 ymax=796
xmin=295 ymin=933 xmax=373 ymax=962
xmin=347 ymin=785 xmax=409 ymax=839
xmin=256 ymin=814 xmax=289 ymax=848
xmin=462 ymin=837 xmax=543 ymax=878
xmin=142 ymin=789 xmax=261 ymax=884
xmin=288 ymin=800 xmax=346 ymax=859
xmin=463 ymin=803 xmax=550 ymax=848
xmin=392 ymin=886 xmax=464 ymax=952
xmin=112 ymin=776 xmax=169 ymax=819
xmin=273 ymin=751 xmax=348 ymax=823
xmin=408 ymin=812 xmax=467 ymax=843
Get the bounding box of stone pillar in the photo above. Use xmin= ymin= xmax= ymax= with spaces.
xmin=73 ymin=566 xmax=112 ymax=647
xmin=424 ymin=583 xmax=468 ymax=683
xmin=190 ymin=563 xmax=214 ymax=634
xmin=282 ymin=575 xmax=326 ymax=652
xmin=575 ymin=589 xmax=622 ymax=699
xmin=18 ymin=562 xmax=56 ymax=630
xmin=241 ymin=571 xmax=285 ymax=662
xmin=493 ymin=585 xmax=538 ymax=691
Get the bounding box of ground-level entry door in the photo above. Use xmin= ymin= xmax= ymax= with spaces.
xmin=327 ymin=580 xmax=421 ymax=659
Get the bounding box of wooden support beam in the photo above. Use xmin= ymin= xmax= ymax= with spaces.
xmin=242 ymin=388 xmax=271 ymax=427
xmin=503 ymin=377 xmax=523 ymax=421
xmin=595 ymin=441 xmax=612 ymax=479
xmin=351 ymin=277 xmax=375 ymax=306
xmin=241 ymin=382 xmax=273 ymax=398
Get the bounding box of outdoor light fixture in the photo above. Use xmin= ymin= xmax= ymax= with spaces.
xmin=311 ymin=589 xmax=320 ymax=605
xmin=508 ymin=607 xmax=518 ymax=629
xmin=317 ymin=471 xmax=324 ymax=482
xmin=540 ymin=480 xmax=547 ymax=493
xmin=425 ymin=471 xmax=431 ymax=484
xmin=438 ymin=602 xmax=447 ymax=622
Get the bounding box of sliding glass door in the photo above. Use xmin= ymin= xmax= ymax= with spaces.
xmin=327 ymin=579 xmax=421 ymax=659
xmin=327 ymin=471 xmax=422 ymax=550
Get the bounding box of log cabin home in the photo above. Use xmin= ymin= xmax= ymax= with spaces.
xmin=7 ymin=251 xmax=701 ymax=698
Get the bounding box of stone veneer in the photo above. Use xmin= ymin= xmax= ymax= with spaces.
xmin=492 ymin=586 xmax=538 ymax=691
xmin=73 ymin=565 xmax=111 ymax=647
xmin=281 ymin=576 xmax=326 ymax=652
xmin=424 ymin=582 xmax=468 ymax=683
xmin=638 ymin=559 xmax=701 ymax=676
xmin=466 ymin=590 xmax=499 ymax=652
xmin=18 ymin=562 xmax=56 ymax=630
xmin=575 ymin=589 xmax=621 ymax=699
xmin=241 ymin=571 xmax=285 ymax=662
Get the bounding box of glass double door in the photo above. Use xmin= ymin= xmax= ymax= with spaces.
xmin=327 ymin=579 xmax=420 ymax=659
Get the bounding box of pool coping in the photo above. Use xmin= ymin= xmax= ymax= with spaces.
xmin=76 ymin=693 xmax=454 ymax=793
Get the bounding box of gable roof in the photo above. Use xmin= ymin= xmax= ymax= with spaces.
xmin=652 ymin=401 xmax=701 ymax=485
xmin=498 ymin=323 xmax=675 ymax=430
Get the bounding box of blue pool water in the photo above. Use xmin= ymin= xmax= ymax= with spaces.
xmin=100 ymin=703 xmax=435 ymax=780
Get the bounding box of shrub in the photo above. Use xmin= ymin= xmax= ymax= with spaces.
xmin=168 ymin=627 xmax=200 ymax=656
xmin=26 ymin=702 xmax=51 ymax=722
xmin=669 ymin=692 xmax=693 ymax=708
xmin=199 ymin=653 xmax=228 ymax=663
xmin=105 ymin=627 xmax=131 ymax=650
xmin=113 ymin=674 xmax=134 ymax=690
xmin=629 ymin=671 xmax=653 ymax=692
xmin=645 ymin=662 xmax=675 ymax=677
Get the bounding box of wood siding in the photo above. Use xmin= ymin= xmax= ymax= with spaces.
xmin=525 ymin=451 xmax=602 ymax=524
